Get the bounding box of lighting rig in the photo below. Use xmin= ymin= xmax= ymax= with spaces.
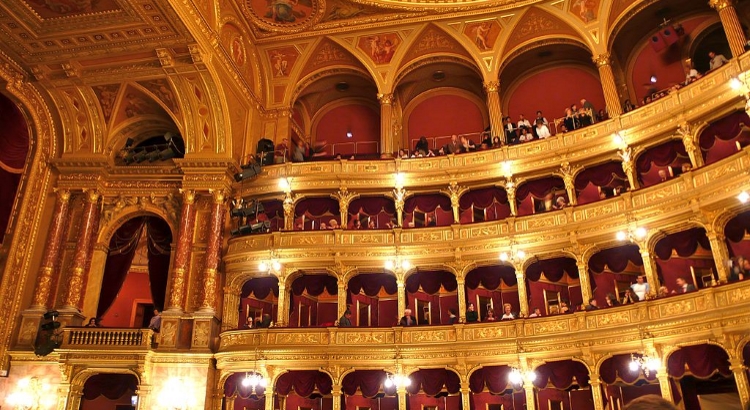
xmin=230 ymin=198 xmax=270 ymax=236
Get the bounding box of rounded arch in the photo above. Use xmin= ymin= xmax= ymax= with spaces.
xmin=227 ymin=270 xmax=283 ymax=293
xmin=104 ymin=118 xmax=180 ymax=162
xmin=498 ymin=37 xmax=594 ymax=78
xmin=343 ymin=268 xmax=398 ymax=285
xmin=290 ymin=66 xmax=377 ymax=108
xmin=532 ymin=356 xmax=593 ymax=374
xmin=97 ymin=207 xmax=177 ymax=245
xmin=661 ymin=340 xmax=734 ymax=368
xmin=644 ymin=221 xmax=709 ymax=253
xmin=283 ymin=268 xmax=337 ymax=288
xmin=393 ymin=54 xmax=482 ymax=92
xmin=70 ymin=368 xmax=141 ymax=390
xmin=521 ymin=252 xmax=579 ymax=273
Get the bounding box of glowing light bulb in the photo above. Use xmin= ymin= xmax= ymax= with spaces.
xmin=385 ymin=260 xmax=394 ymax=270
xmin=613 ymin=133 xmax=624 ymax=146
xmin=278 ymin=178 xmax=290 ymax=191
xmin=739 ymin=191 xmax=750 ymax=203
xmin=628 ymin=360 xmax=640 ymax=372
xmin=384 ymin=378 xmax=393 ymax=388
xmin=499 ymin=252 xmax=509 ymax=262
xmin=516 ymin=250 xmax=526 ymax=259
xmin=616 ymin=231 xmax=628 ymax=241
xmin=258 ymin=261 xmax=268 ymax=272
xmin=271 ymin=260 xmax=282 ymax=272
xmin=401 ymin=260 xmax=411 ymax=271
xmin=646 ymin=358 xmax=661 ymax=372
xmin=634 ymin=227 xmax=647 ymax=239
xmin=730 ymin=77 xmax=743 ymax=91
xmin=508 ymin=368 xmax=523 ymax=385
xmin=394 ymin=172 xmax=405 ymax=187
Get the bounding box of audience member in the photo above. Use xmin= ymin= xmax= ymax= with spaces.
xmin=624 ymin=99 xmax=637 ymax=112
xmin=517 ymin=114 xmax=531 ymax=130
xmin=657 ymin=286 xmax=669 ymax=298
xmin=447 ymin=134 xmax=462 ymax=154
xmin=528 ymin=307 xmax=542 ymax=318
xmin=486 ymin=308 xmax=497 ymax=322
xmin=148 ymin=309 xmax=162 ymax=332
xmin=623 ymin=395 xmax=677 ymax=410
xmin=460 ymin=135 xmax=477 ymax=152
xmin=580 ymin=98 xmax=596 ymax=122
xmin=709 ymin=51 xmax=729 ymax=70
xmin=631 ymin=276 xmax=650 ymax=301
xmin=585 ymin=298 xmax=599 ymax=311
xmin=673 ymin=277 xmax=696 ymax=294
xmin=329 ymin=219 xmax=339 ymax=229
xmin=535 ymin=110 xmax=548 ymax=125
xmin=519 ymin=128 xmax=533 ymax=143
xmin=415 ymin=136 xmax=429 ymax=156
xmin=605 ymin=293 xmax=619 ymax=307
xmin=535 ymin=119 xmax=551 ymax=139
xmin=492 ymin=136 xmax=502 ymax=148
xmin=338 ymin=310 xmax=352 ymax=327
xmin=621 ymin=289 xmax=637 ymax=305
xmin=500 ymin=303 xmax=516 ymax=320
xmin=399 ymin=309 xmax=417 ymax=326
xmin=559 ymin=300 xmax=571 ymax=314
xmin=85 ymin=318 xmax=99 ymax=328
xmin=256 ymin=313 xmax=272 ymax=328
xmin=448 ymin=308 xmax=458 ymax=324
xmin=275 ymin=138 xmax=290 ymax=163
xmin=466 ymin=303 xmax=479 ymax=323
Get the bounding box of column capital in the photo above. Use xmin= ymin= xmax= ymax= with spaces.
xmin=54 ymin=188 xmax=71 ymax=202
xmin=82 ymin=188 xmax=101 ymax=203
xmin=593 ymin=53 xmax=611 ymax=68
xmin=179 ymin=188 xmax=196 ymax=205
xmin=710 ymin=0 xmax=736 ymax=11
xmin=483 ymin=81 xmax=500 ymax=93
xmin=209 ymin=188 xmax=229 ymax=204
xmin=377 ymin=93 xmax=394 ymax=105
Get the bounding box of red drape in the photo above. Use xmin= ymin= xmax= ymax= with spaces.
xmin=667 ymin=344 xmax=732 ymax=379
xmin=404 ymin=194 xmax=452 ymax=213
xmin=348 ymin=197 xmax=396 ymax=216
xmin=295 ymin=198 xmax=340 ymax=218
xmin=635 ymin=140 xmax=688 ymax=173
xmin=291 ymin=275 xmax=338 ymax=296
xmin=588 ymin=245 xmax=643 ymax=274
xmin=96 ymin=218 xmax=145 ymax=318
xmin=82 ymin=374 xmax=138 ymax=400
xmin=348 ymin=274 xmax=397 ymax=297
xmin=341 ymin=370 xmax=395 ymax=398
xmin=468 ymin=366 xmax=513 ymax=394
xmin=405 ymin=270 xmax=457 ymax=294
xmin=574 ymin=162 xmax=627 ymax=190
xmin=406 ymin=369 xmax=461 ymax=396
xmin=533 ymin=360 xmax=590 ymax=389
xmin=275 ymin=370 xmax=333 ymax=397
xmin=653 ymin=227 xmax=711 ymax=260
xmin=526 ymin=257 xmax=579 ymax=282
xmin=0 ymin=94 xmax=29 ymax=171
xmin=146 ymin=217 xmax=172 ymax=311
xmin=699 ymin=111 xmax=750 ymax=150
xmin=241 ymin=277 xmax=280 ymax=299
xmin=516 ymin=177 xmax=565 ymax=201
xmin=724 ymin=211 xmax=750 ymax=242
xmin=261 ymin=200 xmax=284 ymax=232
xmin=599 ymin=354 xmax=657 ymax=385
xmin=464 ymin=266 xmax=517 ymax=289
xmin=0 ymin=170 xmax=21 ymax=241
xmin=225 ymin=373 xmax=268 ymax=398
xmin=459 ymin=187 xmax=509 ymax=209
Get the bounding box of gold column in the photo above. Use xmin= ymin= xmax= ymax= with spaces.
xmin=62 ymin=189 xmax=101 ymax=311
xmin=32 ymin=189 xmax=71 ymax=309
xmin=283 ymin=190 xmax=294 ymax=231
xmin=457 ymin=278 xmax=467 ymax=323
xmin=506 ymin=180 xmax=517 ymax=217
xmin=523 ymin=385 xmax=535 ymax=410
xmin=199 ymin=190 xmax=227 ymax=312
xmin=515 ymin=269 xmax=529 ymax=317
xmin=277 ymin=282 xmax=288 ymax=327
xmin=337 ymin=280 xmax=348 ymax=321
xmin=484 ymin=81 xmax=503 ymax=139
xmin=593 ymin=54 xmax=623 ymax=117
xmin=730 ymin=358 xmax=750 ymax=408
xmin=397 ymin=385 xmax=407 ymax=410
xmin=393 ymin=187 xmax=406 ymax=227
xmin=619 ymin=147 xmax=640 ymax=190
xmin=657 ymin=374 xmax=673 ymax=402
xmin=576 ymin=258 xmax=594 ymax=306
xmin=710 ymin=0 xmax=747 ymax=57
xmin=460 ymin=384 xmax=471 ymax=409
xmin=705 ymin=228 xmax=731 ymax=284
xmin=166 ymin=189 xmax=197 ymax=312
xmin=135 ymin=385 xmax=152 ymax=410
xmin=264 ymin=391 xmax=274 ymax=410
xmin=331 ymin=385 xmax=342 ymax=410
xmin=679 ymin=123 xmax=705 ymax=169
xmin=379 ymin=93 xmax=394 ymax=155
xmin=561 ymin=163 xmax=577 ymax=206
xmin=589 ymin=376 xmax=605 ymax=410
xmin=637 ymin=245 xmax=661 ymax=298
xmin=397 ymin=279 xmax=406 ymax=319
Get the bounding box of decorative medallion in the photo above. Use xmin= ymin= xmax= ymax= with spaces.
xmin=244 ymin=0 xmax=324 ymax=32
xmin=569 ymin=0 xmax=600 ymax=24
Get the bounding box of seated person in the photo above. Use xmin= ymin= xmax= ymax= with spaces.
xmin=554 ymin=196 xmax=567 ymax=210
xmin=338 ymin=310 xmax=352 ymax=327
xmin=604 ymin=293 xmax=619 ymax=307
xmin=500 ymin=303 xmax=516 ymax=320
xmin=448 ymin=308 xmax=458 ymax=324
xmin=367 ymin=219 xmax=376 ymax=229
xmin=517 ymin=114 xmax=532 ymax=130
xmin=672 ymin=277 xmax=696 ymax=294
xmin=415 ymin=136 xmax=430 ymax=156
xmin=518 ymin=128 xmax=533 ymax=143
xmin=399 ymin=309 xmax=417 ymax=326
xmin=630 ymin=276 xmax=650 ymax=301
xmin=492 ymin=136 xmax=502 ymax=148
xmin=85 ymin=318 xmax=99 ymax=328
xmin=465 ymin=303 xmax=479 ymax=323
xmin=319 ymin=222 xmax=327 ymax=230
xmin=485 ymin=308 xmax=497 ymax=322
xmin=256 ymin=313 xmax=272 ymax=328
xmin=621 ymin=289 xmax=638 ymax=305
xmin=535 ymin=119 xmax=551 ymax=139
xmin=244 ymin=315 xmax=254 ymax=329
xmin=528 ymin=307 xmax=542 ymax=318
xmin=585 ymin=298 xmax=599 ymax=311
xmin=328 ymin=219 xmax=339 ymax=229
xmin=577 ymin=108 xmax=593 ymax=127
xmin=657 ymin=286 xmax=670 ymax=297
xmin=559 ymin=300 xmax=571 ymax=314
xmin=460 ymin=135 xmax=477 ymax=152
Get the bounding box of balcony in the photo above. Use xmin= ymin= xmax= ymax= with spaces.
xmin=58 ymin=327 xmax=154 ymax=350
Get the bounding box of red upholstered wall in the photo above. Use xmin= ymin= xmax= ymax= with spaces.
xmin=314 ymin=103 xmax=380 ymax=155
xmin=100 ymin=270 xmax=153 ymax=327
xmin=346 ymin=395 xmax=398 ymax=409
xmin=0 ymin=93 xmax=28 ymax=242
xmin=378 ymin=299 xmax=398 ymax=327
xmin=630 ymin=15 xmax=715 ymax=103
xmin=506 ymin=67 xmax=606 ymax=122
xmin=285 ymin=394 xmax=333 ymax=410
xmin=406 ymin=94 xmax=485 ymax=143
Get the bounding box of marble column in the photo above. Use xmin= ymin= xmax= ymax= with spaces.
xmin=457 ymin=278 xmax=467 ymax=323
xmin=62 ymin=189 xmax=101 ymax=311
xmin=657 ymin=374 xmax=673 ymax=401
xmin=199 ymin=190 xmax=227 ymax=312
xmin=515 ymin=269 xmax=529 ymax=317
xmin=32 ymin=189 xmax=71 ymax=309
xmin=484 ymin=81 xmax=503 ymax=139
xmin=576 ymin=259 xmax=594 ymax=307
xmin=706 ymin=228 xmax=731 ymax=284
xmin=277 ymin=282 xmax=288 ymax=327
xmin=593 ymin=53 xmax=623 ymax=117
xmin=166 ymin=189 xmax=197 ymax=312
xmin=730 ymin=358 xmax=750 ymax=408
xmin=638 ymin=246 xmax=661 ymax=297
xmin=379 ymin=93 xmax=394 ymax=155
xmin=710 ymin=0 xmax=747 ymax=57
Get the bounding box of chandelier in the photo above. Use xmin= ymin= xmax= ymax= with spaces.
xmin=384 ymin=256 xmax=410 ymax=271
xmin=258 ymin=259 xmax=282 ymax=273
xmin=383 ymin=373 xmax=411 ymax=388
xmin=499 ymin=250 xmax=526 ymax=263
xmin=241 ymin=372 xmax=269 ymax=390
xmin=508 ymin=367 xmax=537 ymax=387
xmin=628 ymin=353 xmax=661 ymax=377
xmin=6 ymin=377 xmax=55 ymax=410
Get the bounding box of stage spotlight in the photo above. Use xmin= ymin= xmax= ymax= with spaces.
xmin=42 ymin=311 xmax=59 ymax=320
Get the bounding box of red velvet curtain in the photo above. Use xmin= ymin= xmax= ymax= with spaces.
xmin=261 ymin=200 xmax=284 ymax=232
xmin=667 ymin=344 xmax=731 ymax=379
xmin=348 ymin=197 xmax=396 ymax=216
xmin=295 ymin=198 xmax=340 ymax=218
xmin=146 ymin=217 xmax=172 ymax=311
xmin=341 ymin=370 xmax=395 ymax=397
xmin=464 ymin=266 xmax=517 ymax=289
xmin=468 ymin=366 xmax=513 ymax=394
xmin=699 ymin=111 xmax=750 ymax=149
xmin=533 ymin=360 xmax=590 ymax=389
xmin=724 ymin=211 xmax=750 ymax=242
xmin=526 ymin=257 xmax=579 ymax=282
xmin=275 ymin=370 xmax=333 ymax=397
xmin=291 ymin=275 xmax=338 ymax=296
xmin=588 ymin=245 xmax=643 ymax=274
xmin=459 ymin=187 xmax=509 ymax=209
xmin=82 ymin=374 xmax=138 ymax=400
xmin=599 ymin=354 xmax=657 ymax=385
xmin=653 ymin=228 xmax=711 ymax=260
xmin=225 ymin=373 xmax=268 ymax=398
xmin=406 ymin=369 xmax=461 ymax=396
xmin=241 ymin=277 xmax=280 ymax=299
xmin=96 ymin=218 xmax=145 ymax=318
xmin=0 ymin=170 xmax=21 ymax=242
xmin=635 ymin=140 xmax=688 ymax=173
xmin=574 ymin=162 xmax=627 ymax=190
xmin=516 ymin=177 xmax=565 ymax=201
xmin=405 ymin=270 xmax=457 ymax=294
xmin=0 ymin=94 xmax=29 ymax=171
xmin=404 ymin=194 xmax=452 ymax=213
xmin=348 ymin=274 xmax=397 ymax=297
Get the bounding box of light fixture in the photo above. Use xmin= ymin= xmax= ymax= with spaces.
xmin=628 ymin=353 xmax=661 ymax=377
xmin=730 ymin=77 xmax=743 ymax=91
xmin=346 ymin=131 xmax=353 ymax=138
xmin=616 ymin=227 xmax=647 ymax=242
xmin=383 ymin=373 xmax=411 ymax=388
xmin=258 ymin=259 xmax=282 ymax=273
xmin=499 ymin=250 xmax=526 ymax=263
xmin=394 ymin=172 xmax=405 ymax=189
xmin=278 ymin=178 xmax=290 ymax=192
xmin=508 ymin=367 xmax=537 ymax=387
xmin=241 ymin=372 xmax=269 ymax=390
xmin=613 ymin=132 xmax=625 ymax=147
xmin=738 ymin=191 xmax=749 ymax=203
xmin=6 ymin=377 xmax=55 ymax=410
xmin=384 ymin=256 xmax=410 ymax=272
xmin=650 ymin=75 xmax=657 ymax=84
xmin=501 ymin=161 xmax=513 ymax=178
xmin=157 ymin=377 xmax=198 ymax=410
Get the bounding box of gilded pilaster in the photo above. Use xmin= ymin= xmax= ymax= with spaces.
xmin=657 ymin=373 xmax=673 ymax=402
xmin=619 ymin=147 xmax=640 ymax=190
xmin=593 ymin=54 xmax=623 ymax=117
xmin=637 ymin=246 xmax=661 ymax=298
xmin=166 ymin=189 xmax=197 ymax=312
xmin=705 ymin=227 xmax=731 ymax=284
xmin=199 ymin=190 xmax=227 ymax=312
xmin=444 ymin=181 xmax=466 ymax=224
xmin=457 ymin=278 xmax=467 ymax=323
xmin=484 ymin=81 xmax=503 ymax=139
xmin=710 ymin=0 xmax=747 ymax=57
xmin=523 ymin=385 xmax=535 ymax=410
xmin=331 ymin=384 xmax=342 ymax=410
xmin=515 ymin=269 xmax=529 ymax=317
xmin=396 ymin=385 xmax=407 ymax=410
xmin=678 ymin=122 xmax=704 ymax=169
xmin=277 ymin=281 xmax=288 ymax=327
xmin=379 ymin=93 xmax=394 ymax=155
xmin=331 ymin=187 xmax=358 ymax=229
xmin=589 ymin=376 xmax=605 ymax=410
xmin=397 ymin=279 xmax=406 ymax=319
xmin=459 ymin=385 xmax=471 ymax=409
xmin=264 ymin=391 xmax=274 ymax=410
xmin=337 ymin=279 xmax=347 ymax=321
xmin=576 ymin=258 xmax=594 ymax=306
xmin=561 ymin=162 xmax=578 ymax=206
xmin=32 ymin=188 xmax=71 ymax=309
xmin=505 ymin=179 xmax=517 ymax=217
xmin=282 ymin=190 xmax=295 ymax=231
xmin=393 ymin=187 xmax=406 ymax=227
xmin=62 ymin=189 xmax=101 ymax=312
xmin=730 ymin=358 xmax=750 ymax=407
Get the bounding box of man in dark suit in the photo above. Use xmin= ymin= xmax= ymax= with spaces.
xmin=338 ymin=310 xmax=352 ymax=327
xmin=674 ymin=277 xmax=696 ymax=294
xmin=399 ymin=308 xmax=417 ymax=326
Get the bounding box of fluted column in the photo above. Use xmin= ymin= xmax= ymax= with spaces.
xmin=506 ymin=180 xmax=517 ymax=217
xmin=331 ymin=385 xmax=342 ymax=410
xmin=397 ymin=279 xmax=406 ymax=320
xmin=730 ymin=358 xmax=750 ymax=408
xmin=199 ymin=190 xmax=227 ymax=312
xmin=379 ymin=93 xmax=394 ymax=155
xmin=166 ymin=189 xmax=197 ymax=312
xmin=32 ymin=189 xmax=71 ymax=309
xmin=710 ymin=0 xmax=747 ymax=57
xmin=637 ymin=245 xmax=661 ymax=298
xmin=484 ymin=81 xmax=503 ymax=139
xmin=590 ymin=376 xmax=605 ymax=410
xmin=457 ymin=278 xmax=467 ymax=323
xmin=264 ymin=391 xmax=274 ymax=410
xmin=62 ymin=189 xmax=101 ymax=310
xmin=657 ymin=374 xmax=673 ymax=401
xmin=337 ymin=280 xmax=348 ymax=320
xmin=515 ymin=269 xmax=529 ymax=317
xmin=576 ymin=259 xmax=594 ymax=306
xmin=277 ymin=282 xmax=288 ymax=327
xmin=593 ymin=53 xmax=623 ymax=117
xmin=706 ymin=228 xmax=731 ymax=284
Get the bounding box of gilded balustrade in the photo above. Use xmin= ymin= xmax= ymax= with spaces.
xmin=59 ymin=328 xmax=154 ymax=349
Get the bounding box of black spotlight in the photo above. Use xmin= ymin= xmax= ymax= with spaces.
xmin=43 ymin=310 xmax=59 ymax=320
xmin=40 ymin=321 xmax=61 ymax=331
xmin=234 ymin=163 xmax=262 ymax=182
xmin=231 ymin=221 xmax=270 ymax=237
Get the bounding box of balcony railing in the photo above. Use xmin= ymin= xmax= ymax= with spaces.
xmin=59 ymin=327 xmax=154 ymax=350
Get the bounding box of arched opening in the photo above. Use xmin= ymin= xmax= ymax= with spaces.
xmin=289 ymin=273 xmax=338 ymax=327
xmin=724 ymin=210 xmax=750 ymax=282
xmin=294 ymin=197 xmax=340 ymax=231
xmin=224 ymin=372 xmax=269 ymax=409
xmin=347 ymin=196 xmax=397 ymax=230
xmin=346 ymin=273 xmax=398 ymax=327
xmin=0 ymin=93 xmax=29 ymax=243
xmin=404 ymin=270 xmax=457 ymax=325
xmin=81 ymin=373 xmax=138 ymax=410
xmin=634 ymin=140 xmax=690 ymax=188
xmin=341 ymin=369 xmax=397 ymax=409
xmin=458 ymin=187 xmax=511 ymax=223
xmin=405 ymin=368 xmax=461 ymax=408
xmin=469 ymin=365 xmax=525 ymax=408
xmin=588 ymin=245 xmax=646 ymax=307
xmin=600 ymin=353 xmax=661 ymax=408
xmin=239 ymin=276 xmax=279 ymax=329
xmin=464 ymin=265 xmax=518 ymax=322
xmin=526 ymin=257 xmax=582 ymax=315
xmin=667 ymin=344 xmax=740 ymax=408
xmin=515 ymin=176 xmax=567 ymax=217
xmin=653 ymin=227 xmax=716 ymax=292
xmin=97 ymin=216 xmax=172 ymax=328
xmin=532 ymin=360 xmax=594 ymax=410
xmin=698 ymin=111 xmax=750 ymax=165
xmin=403 ymin=193 xmax=453 ymax=228
xmin=575 ymin=162 xmax=629 ymax=205
xmin=274 ymin=370 xmax=334 ymax=409
xmin=690 ymin=23 xmax=733 ymax=73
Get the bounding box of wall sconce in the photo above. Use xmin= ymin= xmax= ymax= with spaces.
xmin=508 ymin=367 xmax=537 ymax=387
xmin=346 ymin=131 xmax=353 ymax=138
xmin=394 ymin=172 xmax=405 ymax=189
xmin=499 ymin=250 xmax=526 ymax=263
xmin=6 ymin=377 xmax=55 ymax=410
xmin=612 ymin=132 xmax=628 ymax=149
xmin=649 ymin=75 xmax=657 ymax=84
xmin=730 ymin=77 xmax=743 ymax=91
xmin=383 ymin=373 xmax=411 ymax=388
xmin=384 ymin=256 xmax=410 ymax=272
xmin=278 ymin=178 xmax=291 ymax=192
xmin=616 ymin=227 xmax=647 ymax=242
xmin=738 ymin=191 xmax=749 ymax=203
xmin=258 ymin=259 xmax=282 ymax=273
xmin=628 ymin=353 xmax=661 ymax=377
xmin=157 ymin=377 xmax=198 ymax=410
xmin=501 ymin=161 xmax=513 ymax=178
